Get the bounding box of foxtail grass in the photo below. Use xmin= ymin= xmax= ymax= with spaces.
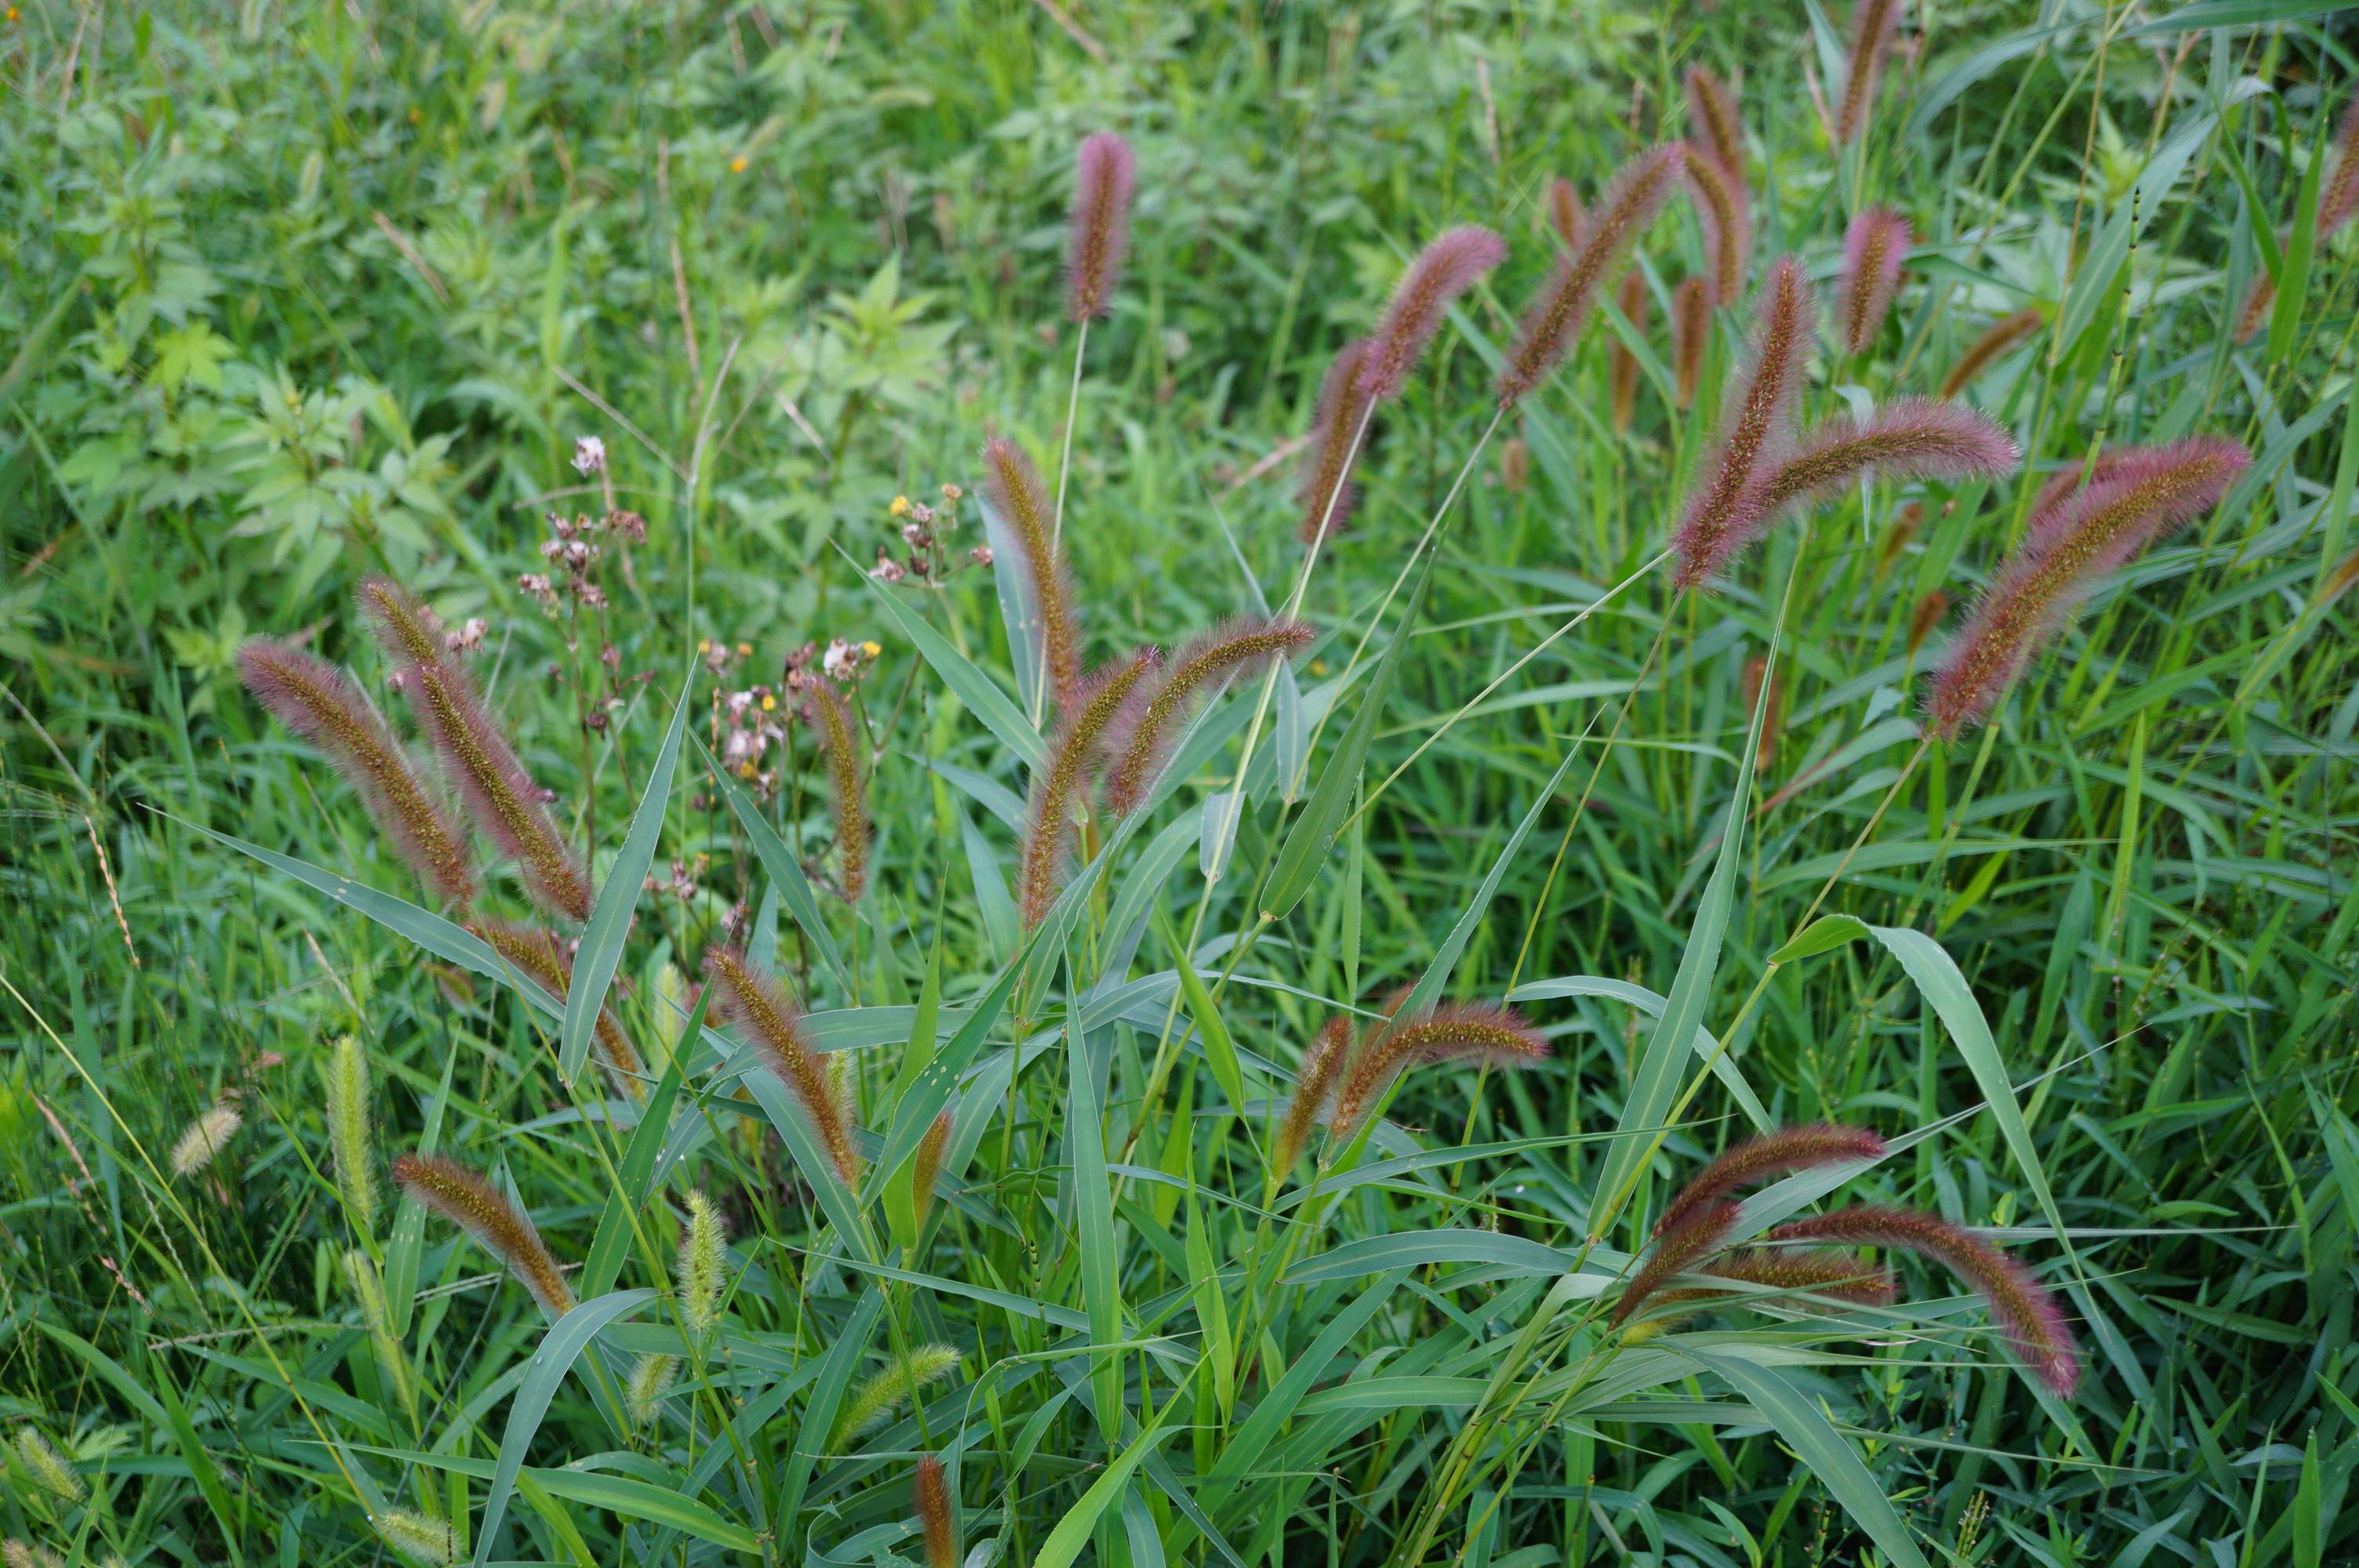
xmin=801 ymin=678 xmax=871 ymax=904
xmin=1681 ymin=142 xmax=1750 ymax=307
xmin=1834 ymin=208 xmax=1909 ymax=356
xmin=325 ymin=1034 xmax=376 ymax=1231
xmin=1937 ymin=307 xmax=2043 ymax=399
xmin=392 ymin=1152 xmax=575 ymax=1318
xmin=981 ymin=435 xmax=1082 ymax=716
xmin=832 ymin=1345 xmax=959 ymax=1446
xmin=1497 ymin=146 xmax=1679 ymax=405
xmin=1358 ymin=226 xmax=1507 ymax=404
xmin=702 ymin=946 xmax=863 ymax=1186
xmin=1018 ymin=647 xmax=1159 ymax=927
xmin=1610 ymin=269 xmax=1648 ymax=432
xmin=1672 ymin=255 xmax=1812 ymax=590
xmin=471 ymin=921 xmax=645 ymax=1099
xmin=1103 ymin=618 xmax=1313 ymax=817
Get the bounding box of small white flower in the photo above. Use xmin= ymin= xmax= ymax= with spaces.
xmin=572 ymin=435 xmax=608 ymax=476
xmin=823 ymin=637 xmax=860 ymax=680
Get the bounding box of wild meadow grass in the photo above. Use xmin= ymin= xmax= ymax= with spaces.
xmin=2 ymin=2 xmax=2356 ymax=1565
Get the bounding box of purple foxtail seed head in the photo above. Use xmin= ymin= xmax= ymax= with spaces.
xmin=1671 ymin=255 xmax=1813 ymax=590
xmin=1017 ymin=647 xmax=1159 ymax=928
xmin=1685 ymin=65 xmax=1746 ymax=178
xmin=980 ymin=435 xmax=1083 ymax=713
xmin=1326 ymin=1001 xmax=1547 ymax=1142
xmin=1671 ymin=276 xmax=1709 ymax=409
xmin=1610 ymin=269 xmax=1649 ymax=432
xmin=1063 ymin=132 xmax=1136 ymax=323
xmin=2319 ymin=90 xmax=2359 ymax=238
xmin=1296 ymin=338 xmax=1376 ymax=545
xmin=1836 ymin=208 xmax=1910 ymax=356
xmin=1925 ymin=437 xmax=2248 ymax=738
xmin=1681 ymin=142 xmax=1750 ymax=307
xmin=703 ymin=945 xmax=863 ymax=1186
xmin=1273 ymin=1014 xmax=1358 ymax=1176
xmin=1750 ymin=398 xmax=2019 ymax=528
xmin=1612 ymin=1199 xmax=1739 ymax=1327
xmin=1103 ymin=617 xmax=1314 ymax=817
xmin=1938 ymin=308 xmax=2044 ymax=400
xmin=471 ymin=920 xmax=645 ymax=1100
xmin=1547 ymin=176 xmax=1583 ymax=252
xmin=358 ymin=577 xmax=591 ymax=923
xmin=1835 ymin=0 xmax=1899 ymax=147
xmin=393 ymin=1152 xmax=574 ymax=1318
xmin=1497 ymin=145 xmax=1681 ymax=406
xmin=238 ymin=637 xmax=476 ymax=906
xmin=1655 ymin=1123 xmax=1888 ymax=1239
xmin=914 ymin=1455 xmax=958 ymax=1568
xmin=1358 ymin=225 xmax=1508 ymax=404
xmin=801 ymin=680 xmax=871 ymax=904
xmin=1766 ymin=1203 xmax=2082 ymax=1397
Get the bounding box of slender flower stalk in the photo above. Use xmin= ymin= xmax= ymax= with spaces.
xmin=342 ymin=1247 xmax=414 ymax=1406
xmin=1296 ymin=339 xmax=1376 ymax=543
xmin=1750 ymin=399 xmax=2020 ymax=525
xmin=238 ymin=638 xmax=476 ymax=906
xmin=325 ymin=1034 xmax=377 ymax=1230
xmin=1834 ymin=0 xmax=1899 ymax=146
xmin=981 ymin=436 xmax=1082 ymax=715
xmin=1358 ymin=225 xmax=1507 ymax=403
xmin=1768 ymin=1204 xmax=2081 ymax=1396
xmin=1063 ymin=132 xmax=1136 ymax=324
xmin=1835 ymin=208 xmax=1910 ymax=356
xmin=1655 ymin=1123 xmax=1888 ymax=1237
xmin=832 ymin=1345 xmax=960 ymax=1446
xmin=1546 ymin=176 xmax=1583 ymax=251
xmin=1611 ymin=1200 xmax=1740 ymax=1327
xmin=1610 ymin=269 xmax=1649 ymax=432
xmin=358 ymin=578 xmax=591 ymax=923
xmin=1103 ymin=618 xmax=1314 ymax=817
xmin=915 ymin=1454 xmax=958 ymax=1568
xmin=171 ymin=1104 xmax=241 ymax=1178
xmin=1925 ymin=437 xmax=2249 ymax=737
xmin=1019 ymin=648 xmax=1159 ymax=928
xmin=1672 ymin=256 xmax=1813 ymax=589
xmin=801 ymin=679 xmax=871 ymax=903
xmin=1327 ymin=1002 xmax=1547 ymax=1142
xmin=1681 ymin=142 xmax=1750 ymax=307
xmin=393 ymin=1152 xmax=575 ymax=1317
xmin=1272 ymin=1015 xmax=1358 ymax=1175
xmin=1937 ymin=308 xmax=2043 ymax=399
xmin=678 ymin=1189 xmax=726 ymax=1337
xmin=1671 ymin=276 xmax=1708 ymax=409
xmin=471 ymin=921 xmax=645 ymax=1100
xmin=703 ymin=946 xmax=862 ymax=1185
xmin=1685 ymin=65 xmax=1746 ymax=176
xmin=1497 ymin=146 xmax=1681 ymax=405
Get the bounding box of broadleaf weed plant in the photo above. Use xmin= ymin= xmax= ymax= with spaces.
xmin=4 ymin=5 xmax=2354 ymax=1567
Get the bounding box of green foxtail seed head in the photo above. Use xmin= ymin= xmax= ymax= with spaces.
xmin=374 ymin=1509 xmax=457 ymax=1567
xmin=11 ymin=1429 xmax=81 ymax=1504
xmin=325 ymin=1034 xmax=376 ymax=1232
xmin=679 ymin=1190 xmax=726 ymax=1338
xmin=627 ymin=1352 xmax=678 ymax=1427
xmin=342 ymin=1247 xmax=413 ymax=1407
xmin=170 ymin=1103 xmax=242 ymax=1179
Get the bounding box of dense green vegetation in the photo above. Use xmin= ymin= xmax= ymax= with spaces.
xmin=4 ymin=2 xmax=2356 ymax=1565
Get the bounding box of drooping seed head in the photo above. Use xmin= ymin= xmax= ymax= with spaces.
xmin=801 ymin=679 xmax=871 ymax=904
xmin=915 ymin=1454 xmax=958 ymax=1568
xmin=1937 ymin=308 xmax=2044 ymax=400
xmin=358 ymin=577 xmax=591 ymax=923
xmin=392 ymin=1152 xmax=575 ymax=1318
xmin=627 ymin=1352 xmax=678 ymax=1427
xmin=1925 ymin=437 xmax=2248 ymax=738
xmin=1835 ymin=208 xmax=1910 ymax=356
xmin=1749 ymin=398 xmax=2020 ymax=529
xmin=325 ymin=1034 xmax=377 ymax=1232
xmin=171 ymin=1103 xmax=242 ymax=1178
xmin=1672 ymin=255 xmax=1814 ymax=590
xmin=10 ymin=1429 xmax=81 ymax=1504
xmin=1103 ymin=617 xmax=1315 ymax=817
xmin=373 ymin=1510 xmax=458 ymax=1567
xmin=678 ymin=1189 xmax=726 ymax=1338
xmin=1611 ymin=1199 xmax=1739 ymax=1327
xmin=1767 ymin=1203 xmax=2081 ymax=1397
xmin=1497 ymin=146 xmax=1681 ymax=406
xmin=1712 ymin=1247 xmax=1898 ymax=1306
xmin=1671 ymin=276 xmax=1709 ymax=409
xmin=1327 ymin=1001 xmax=1547 ymax=1142
xmin=1907 ymin=589 xmax=1949 ymax=655
xmin=1655 ymin=1123 xmax=1888 ymax=1238
xmin=703 ymin=946 xmax=863 ymax=1187
xmin=1064 ymin=131 xmax=1137 ymax=323
xmin=1610 ymin=269 xmax=1649 ymax=433
xmin=471 ymin=921 xmax=645 ymax=1101
xmin=832 ymin=1345 xmax=960 ymax=1446
xmin=2318 ymin=89 xmax=2359 ymax=238
xmin=1273 ymin=1014 xmax=1358 ymax=1176
xmin=1019 ymin=648 xmax=1160 ymax=927
xmin=1681 ymin=142 xmax=1750 ymax=307
xmin=980 ymin=436 xmax=1082 ymax=713
xmin=238 ymin=638 xmax=477 ymax=906
xmin=1835 ymin=0 xmax=1899 ymax=146
xmin=1358 ymin=224 xmax=1508 ymax=404
xmin=1685 ymin=65 xmax=1746 ymax=177
xmin=912 ymin=1108 xmax=954 ymax=1231
xmin=1296 ymin=338 xmax=1377 ymax=544
xmin=1546 ymin=176 xmax=1583 ymax=252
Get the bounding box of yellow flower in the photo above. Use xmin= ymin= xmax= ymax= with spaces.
xmin=729 ymin=154 xmax=749 ymax=174
xmin=698 ymin=639 xmax=712 ymax=653
xmin=760 ymin=694 xmax=776 ymax=712
xmin=860 ymin=641 xmax=881 ymax=659
xmin=738 ymin=762 xmax=757 ymax=779
xmin=736 ymin=641 xmax=752 ymax=656
xmin=889 ymin=495 xmax=911 ymax=517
